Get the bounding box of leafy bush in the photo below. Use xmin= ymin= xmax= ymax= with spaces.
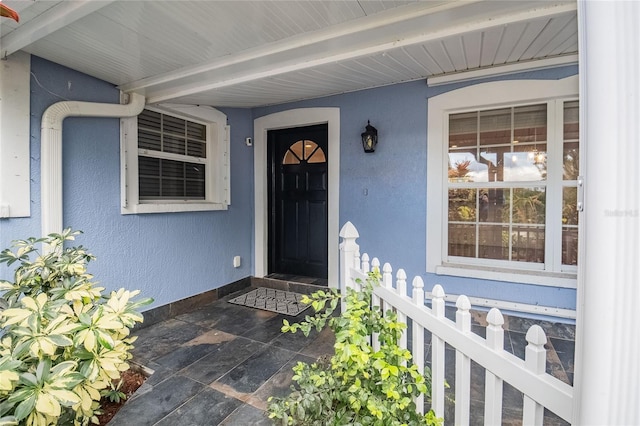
xmin=267 ymin=270 xmax=442 ymax=426
xmin=0 ymin=229 xmax=152 ymax=426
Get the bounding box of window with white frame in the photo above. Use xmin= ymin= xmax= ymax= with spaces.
xmin=121 ymin=104 xmax=229 ymax=214
xmin=427 ymin=76 xmax=579 ymax=287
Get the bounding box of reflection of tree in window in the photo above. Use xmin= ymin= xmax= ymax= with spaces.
xmin=562 ymin=100 xmax=579 ymax=265
xmin=448 ymin=188 xmax=475 ymax=222
xmin=283 ymin=140 xmax=326 ymax=164
xmin=507 ymin=188 xmax=546 ymax=225
xmin=563 ymin=101 xmax=580 ymax=181
xmin=448 ymin=160 xmax=471 ymax=180
xmin=510 ymin=188 xmax=546 ymax=263
xmin=563 ymin=147 xmax=579 ymax=180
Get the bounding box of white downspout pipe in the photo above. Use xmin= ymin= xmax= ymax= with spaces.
xmin=40 ymin=92 xmax=145 ymax=240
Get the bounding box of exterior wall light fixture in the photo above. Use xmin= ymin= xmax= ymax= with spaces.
xmin=361 ymin=120 xmax=378 ymax=153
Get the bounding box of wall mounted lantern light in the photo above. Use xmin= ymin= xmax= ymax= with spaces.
xmin=361 ymin=120 xmax=378 ymax=153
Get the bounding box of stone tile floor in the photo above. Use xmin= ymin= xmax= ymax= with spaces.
xmin=109 ymin=289 xmax=335 ymax=425
xmin=108 ymin=287 xmax=575 ymax=425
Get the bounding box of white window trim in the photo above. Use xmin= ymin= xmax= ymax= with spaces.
xmin=0 ymin=51 xmax=30 ymax=218
xmin=426 ymin=75 xmax=578 ymax=288
xmin=121 ymin=103 xmax=229 ymax=214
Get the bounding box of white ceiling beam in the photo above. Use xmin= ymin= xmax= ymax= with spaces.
xmin=124 ymin=1 xmax=576 ymax=104
xmin=1 ymin=1 xmax=115 ymax=58
xmin=427 ymin=54 xmax=579 ymax=86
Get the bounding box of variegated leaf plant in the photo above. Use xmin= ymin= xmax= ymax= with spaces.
xmin=0 ymin=229 xmax=152 ymax=426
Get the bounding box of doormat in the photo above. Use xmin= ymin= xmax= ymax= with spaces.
xmin=228 ymin=287 xmax=311 ymax=316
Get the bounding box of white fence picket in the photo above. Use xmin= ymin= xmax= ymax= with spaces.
xmin=396 ymin=269 xmax=408 ymax=355
xmin=361 ymin=252 xmax=370 ymax=274
xmin=484 ymin=308 xmax=505 ymax=426
xmin=367 ymin=257 xmax=380 ymax=347
xmin=523 ymin=325 xmax=547 ymax=426
xmin=412 ymin=276 xmax=425 ymax=415
xmin=382 ymin=262 xmax=393 ymax=289
xmin=431 ymin=284 xmax=446 ymax=418
xmin=371 ymin=257 xmax=380 ymax=274
xmin=338 ymin=221 xmax=359 ymax=299
xmin=455 ymin=295 xmax=472 ymax=425
xmin=379 ymin=262 xmax=392 ymax=349
xmin=337 ymin=222 xmax=574 ymax=425
xmin=370 ymin=263 xmax=386 ymax=353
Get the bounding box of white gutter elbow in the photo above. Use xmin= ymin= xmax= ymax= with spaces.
xmin=41 ymin=92 xmax=145 ymax=240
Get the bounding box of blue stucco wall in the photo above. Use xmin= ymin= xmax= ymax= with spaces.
xmin=0 ymin=57 xmax=255 ymax=309
xmin=254 ymin=65 xmax=579 ymax=312
xmin=0 ymin=53 xmax=578 ymax=315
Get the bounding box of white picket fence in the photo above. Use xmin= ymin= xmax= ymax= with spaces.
xmin=338 ymin=221 xmax=574 ymax=425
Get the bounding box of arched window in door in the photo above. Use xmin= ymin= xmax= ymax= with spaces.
xmin=283 ymin=140 xmax=326 ymax=164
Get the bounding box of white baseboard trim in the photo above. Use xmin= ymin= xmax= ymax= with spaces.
xmin=426 ymin=292 xmax=576 ymax=320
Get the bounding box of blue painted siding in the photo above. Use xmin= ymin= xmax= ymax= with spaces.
xmin=254 ymin=65 xmax=579 ymax=312
xmin=0 ymin=57 xmax=255 ymax=309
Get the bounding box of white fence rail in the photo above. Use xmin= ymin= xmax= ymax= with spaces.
xmin=338 ymin=221 xmax=573 ymax=425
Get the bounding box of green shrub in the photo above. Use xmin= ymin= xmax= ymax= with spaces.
xmin=0 ymin=229 xmax=152 ymax=426
xmin=267 ymin=270 xmax=442 ymax=426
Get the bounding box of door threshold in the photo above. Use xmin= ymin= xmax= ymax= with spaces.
xmin=265 ymin=273 xmax=328 ymax=287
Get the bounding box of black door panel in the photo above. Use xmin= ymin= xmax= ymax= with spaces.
xmin=268 ymin=124 xmax=328 ymax=279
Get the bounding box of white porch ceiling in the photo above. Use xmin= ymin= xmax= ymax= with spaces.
xmin=1 ymin=0 xmax=578 ymax=108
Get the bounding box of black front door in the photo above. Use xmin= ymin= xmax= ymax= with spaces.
xmin=268 ymin=124 xmax=328 ymax=279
